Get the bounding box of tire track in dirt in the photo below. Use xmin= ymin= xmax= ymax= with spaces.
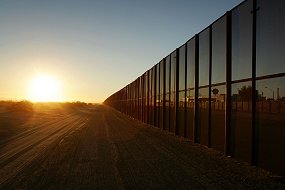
xmin=0 ymin=114 xmax=79 ymax=167
xmin=0 ymin=115 xmax=88 ymax=186
xmin=0 ymin=113 xmax=75 ymax=157
xmin=0 ymin=113 xmax=74 ymax=146
xmin=1 ymin=110 xmax=116 ymax=190
xmin=102 ymin=114 xmax=125 ymax=190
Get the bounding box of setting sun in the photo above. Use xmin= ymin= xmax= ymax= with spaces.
xmin=27 ymin=74 xmax=63 ymax=102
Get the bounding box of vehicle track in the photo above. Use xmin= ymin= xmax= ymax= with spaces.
xmin=0 ymin=113 xmax=74 ymax=146
xmin=0 ymin=114 xmax=88 ymax=186
xmin=0 ymin=114 xmax=78 ymax=164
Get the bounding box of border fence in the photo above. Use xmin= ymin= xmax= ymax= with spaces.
xmin=104 ymin=0 xmax=285 ymax=176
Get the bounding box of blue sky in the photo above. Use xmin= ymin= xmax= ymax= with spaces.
xmin=0 ymin=0 xmax=243 ymax=102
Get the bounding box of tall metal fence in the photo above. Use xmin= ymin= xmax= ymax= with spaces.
xmin=104 ymin=0 xmax=285 ymax=176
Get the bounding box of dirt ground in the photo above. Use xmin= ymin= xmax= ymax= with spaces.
xmin=0 ymin=104 xmax=284 ymax=190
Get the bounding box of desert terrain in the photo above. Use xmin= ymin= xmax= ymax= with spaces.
xmin=0 ymin=102 xmax=284 ymax=189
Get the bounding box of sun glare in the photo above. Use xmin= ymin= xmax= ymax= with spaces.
xmin=28 ymin=74 xmax=63 ymax=102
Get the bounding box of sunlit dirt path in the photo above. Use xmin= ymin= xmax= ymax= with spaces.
xmin=0 ymin=105 xmax=284 ymax=190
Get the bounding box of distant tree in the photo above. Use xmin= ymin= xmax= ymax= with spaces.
xmin=238 ymin=86 xmax=259 ymax=101
xmin=212 ymin=88 xmax=219 ymax=95
xmin=8 ymin=100 xmax=34 ymax=112
xmin=238 ymin=86 xmax=252 ymax=101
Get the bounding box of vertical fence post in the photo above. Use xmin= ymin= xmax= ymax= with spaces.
xmin=194 ymin=34 xmax=199 ymax=143
xmin=142 ymin=75 xmax=144 ymax=122
xmin=225 ymin=11 xmax=232 ymax=156
xmin=251 ymin=0 xmax=257 ymax=166
xmin=184 ymin=43 xmax=188 ymax=138
xmin=146 ymin=71 xmax=149 ymax=124
xmin=162 ymin=58 xmax=166 ymax=131
xmin=156 ymin=66 xmax=158 ymax=126
xmin=208 ymin=25 xmax=213 ymax=148
xmin=154 ymin=66 xmax=157 ymax=126
xmin=175 ymin=48 xmax=180 ymax=135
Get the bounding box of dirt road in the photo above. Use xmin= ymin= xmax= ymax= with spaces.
xmin=0 ymin=105 xmax=284 ymax=189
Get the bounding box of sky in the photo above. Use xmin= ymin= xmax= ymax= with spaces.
xmin=0 ymin=0 xmax=244 ymax=103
